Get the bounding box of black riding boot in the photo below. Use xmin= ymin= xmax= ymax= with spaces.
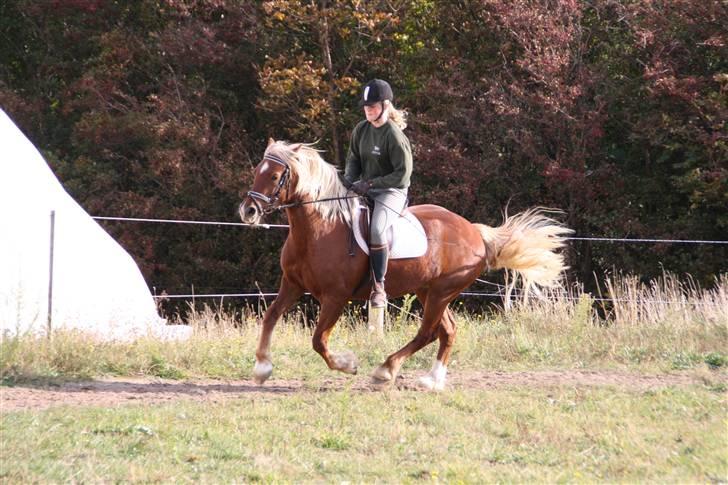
xmin=369 ymin=244 xmax=389 ymax=308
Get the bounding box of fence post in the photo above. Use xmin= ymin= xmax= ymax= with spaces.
xmin=47 ymin=210 xmax=55 ymax=337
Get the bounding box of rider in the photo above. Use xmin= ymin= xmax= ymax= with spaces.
xmin=344 ymin=79 xmax=413 ymax=309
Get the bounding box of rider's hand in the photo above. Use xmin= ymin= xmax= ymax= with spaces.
xmin=341 ymin=176 xmax=353 ymax=189
xmin=351 ymin=180 xmax=372 ymax=196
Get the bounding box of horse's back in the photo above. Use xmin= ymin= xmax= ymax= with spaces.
xmin=408 ymin=203 xmax=484 ymax=248
xmin=384 ymin=204 xmax=487 ymax=294
xmin=409 ymin=203 xmax=475 ymax=229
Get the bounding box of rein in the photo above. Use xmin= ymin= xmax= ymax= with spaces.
xmin=273 ymin=195 xmax=360 ymax=212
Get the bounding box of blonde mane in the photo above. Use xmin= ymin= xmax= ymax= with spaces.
xmin=265 ymin=141 xmax=359 ymax=226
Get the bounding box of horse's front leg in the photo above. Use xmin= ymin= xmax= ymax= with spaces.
xmin=311 ymin=298 xmax=357 ymax=374
xmin=254 ymin=276 xmax=303 ymax=385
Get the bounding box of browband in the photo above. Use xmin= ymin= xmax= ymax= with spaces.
xmin=263 ymin=153 xmax=289 ymax=167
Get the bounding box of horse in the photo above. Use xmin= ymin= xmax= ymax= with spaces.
xmin=239 ymin=139 xmax=572 ymax=390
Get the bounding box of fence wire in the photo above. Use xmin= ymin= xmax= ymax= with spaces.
xmin=93 ymin=215 xmax=728 ymax=245
xmin=91 ymin=215 xmax=724 ymax=307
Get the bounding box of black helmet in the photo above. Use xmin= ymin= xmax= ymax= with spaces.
xmin=359 ymin=79 xmax=393 ymax=107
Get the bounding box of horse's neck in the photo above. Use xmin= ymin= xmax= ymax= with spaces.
xmin=285 ymin=204 xmax=343 ymax=245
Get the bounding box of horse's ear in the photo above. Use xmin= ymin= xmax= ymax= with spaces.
xmin=290 ymin=143 xmax=303 ymax=152
xmin=267 ymin=138 xmax=275 ymax=147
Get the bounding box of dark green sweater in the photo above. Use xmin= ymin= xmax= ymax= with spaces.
xmin=344 ymin=119 xmax=412 ymax=189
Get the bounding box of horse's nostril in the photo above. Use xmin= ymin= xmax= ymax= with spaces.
xmin=246 ymin=206 xmax=256 ymax=216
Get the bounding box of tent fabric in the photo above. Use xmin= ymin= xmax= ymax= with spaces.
xmin=0 ymin=109 xmax=190 ymax=341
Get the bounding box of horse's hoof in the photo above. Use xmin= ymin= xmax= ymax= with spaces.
xmin=253 ymin=360 xmax=273 ymax=385
xmin=417 ymin=375 xmax=445 ymax=392
xmin=332 ymin=351 xmax=358 ymax=375
xmin=371 ymin=365 xmax=393 ymax=383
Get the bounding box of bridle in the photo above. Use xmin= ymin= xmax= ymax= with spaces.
xmin=245 ymin=151 xmax=360 ymax=216
xmin=246 ymin=153 xmax=291 ymax=215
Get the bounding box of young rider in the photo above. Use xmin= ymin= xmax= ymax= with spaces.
xmin=344 ymin=79 xmax=413 ymax=309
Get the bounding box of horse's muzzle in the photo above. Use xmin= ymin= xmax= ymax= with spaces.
xmin=239 ymin=201 xmax=260 ymax=225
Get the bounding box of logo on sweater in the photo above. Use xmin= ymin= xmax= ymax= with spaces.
xmin=372 ymin=145 xmax=381 ymax=156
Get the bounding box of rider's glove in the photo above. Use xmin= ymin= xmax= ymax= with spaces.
xmin=351 ymin=180 xmax=372 ymax=196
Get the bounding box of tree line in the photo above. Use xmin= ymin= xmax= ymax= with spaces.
xmin=1 ymin=0 xmax=725 ymax=312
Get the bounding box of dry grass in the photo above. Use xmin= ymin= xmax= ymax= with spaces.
xmin=1 ymin=273 xmax=725 ymax=383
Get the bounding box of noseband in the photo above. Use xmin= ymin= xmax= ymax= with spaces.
xmin=247 ymin=153 xmax=291 ymax=215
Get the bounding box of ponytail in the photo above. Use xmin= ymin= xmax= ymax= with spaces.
xmin=387 ymin=104 xmax=408 ymax=130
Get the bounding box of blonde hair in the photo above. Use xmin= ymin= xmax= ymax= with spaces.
xmin=386 ymin=102 xmax=408 ymax=130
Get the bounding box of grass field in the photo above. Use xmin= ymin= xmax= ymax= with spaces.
xmin=1 ymin=273 xmax=726 ymax=482
xmin=2 ymin=385 xmax=725 ymax=483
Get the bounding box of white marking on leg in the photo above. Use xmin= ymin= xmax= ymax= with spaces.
xmin=418 ymin=360 xmax=447 ymax=391
xmin=431 ymin=360 xmax=447 ymax=383
xmin=253 ymin=360 xmax=273 ymax=385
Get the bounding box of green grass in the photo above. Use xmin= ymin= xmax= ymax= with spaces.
xmin=1 ymin=274 xmax=726 ymax=482
xmin=1 ymin=386 xmax=725 ymax=483
xmin=1 ymin=293 xmax=726 ymax=384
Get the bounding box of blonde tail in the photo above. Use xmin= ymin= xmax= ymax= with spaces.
xmin=473 ymin=208 xmax=572 ymax=305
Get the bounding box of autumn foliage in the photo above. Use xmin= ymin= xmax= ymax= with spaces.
xmin=1 ymin=0 xmax=725 ymax=310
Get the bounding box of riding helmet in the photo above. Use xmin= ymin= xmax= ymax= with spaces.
xmin=359 ymin=79 xmax=393 ymax=107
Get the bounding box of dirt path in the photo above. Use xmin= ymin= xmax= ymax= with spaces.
xmin=1 ymin=370 xmax=722 ymax=412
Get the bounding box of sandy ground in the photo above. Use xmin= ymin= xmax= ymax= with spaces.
xmin=1 ymin=369 xmax=722 ymax=412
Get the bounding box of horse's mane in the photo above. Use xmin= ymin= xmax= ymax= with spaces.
xmin=265 ymin=141 xmax=359 ymax=226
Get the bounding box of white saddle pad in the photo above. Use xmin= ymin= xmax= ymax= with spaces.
xmin=352 ymin=206 xmax=428 ymax=259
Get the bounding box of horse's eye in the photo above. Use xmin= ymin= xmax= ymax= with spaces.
xmin=271 ymin=174 xmax=279 ymax=181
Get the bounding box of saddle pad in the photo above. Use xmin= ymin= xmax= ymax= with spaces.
xmin=352 ymin=206 xmax=428 ymax=259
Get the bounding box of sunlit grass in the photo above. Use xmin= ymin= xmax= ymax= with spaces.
xmin=1 ymin=386 xmax=725 ymax=483
xmin=1 ymin=274 xmax=726 ymax=483
xmin=1 ymin=273 xmax=726 ymax=384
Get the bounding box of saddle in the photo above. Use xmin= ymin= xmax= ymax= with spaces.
xmin=351 ymin=204 xmax=428 ymax=259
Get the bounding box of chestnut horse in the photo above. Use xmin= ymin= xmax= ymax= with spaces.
xmin=239 ymin=140 xmax=571 ymax=390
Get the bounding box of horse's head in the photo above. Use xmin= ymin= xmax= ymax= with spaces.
xmin=240 ymin=139 xmax=355 ymax=226
xmin=239 ymin=139 xmax=302 ymax=225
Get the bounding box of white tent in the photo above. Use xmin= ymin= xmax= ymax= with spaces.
xmin=0 ymin=108 xmax=190 ymax=341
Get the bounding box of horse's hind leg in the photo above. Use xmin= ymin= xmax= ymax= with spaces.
xmin=418 ymin=307 xmax=457 ymax=391
xmin=254 ymin=276 xmax=303 ymax=385
xmin=372 ymin=291 xmax=450 ymax=384
xmin=312 ymin=297 xmax=357 ymax=374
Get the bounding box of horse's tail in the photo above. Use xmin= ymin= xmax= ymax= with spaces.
xmin=472 ymin=208 xmax=572 ymax=301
